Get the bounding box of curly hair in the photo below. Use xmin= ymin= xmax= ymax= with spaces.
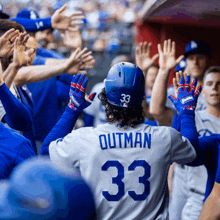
xmin=98 ymin=88 xmax=145 ymax=127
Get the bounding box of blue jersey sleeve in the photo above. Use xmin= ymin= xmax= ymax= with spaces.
xmin=56 ymin=80 xmax=70 ymax=103
xmin=40 ymin=106 xmax=80 ymax=156
xmin=186 ymin=135 xmax=218 ymax=167
xmin=215 ymin=145 xmax=220 ymax=184
xmin=171 ymin=111 xmax=180 ymax=131
xmin=33 ymin=56 xmax=47 ymax=65
xmin=11 ymin=17 xmax=51 ymax=32
xmin=180 ymin=111 xmax=199 ymax=157
xmin=84 ymin=113 xmax=94 ymax=127
xmin=0 ymin=83 xmax=33 ymax=131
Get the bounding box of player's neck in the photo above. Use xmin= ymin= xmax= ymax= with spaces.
xmin=206 ymin=106 xmax=220 ymax=119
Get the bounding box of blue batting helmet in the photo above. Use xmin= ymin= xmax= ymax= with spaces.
xmin=105 ymin=62 xmax=145 ymax=108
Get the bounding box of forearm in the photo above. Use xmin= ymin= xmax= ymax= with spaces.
xmin=14 ymin=64 xmax=66 ymax=88
xmin=180 ymin=111 xmax=199 ymax=154
xmin=45 ymin=58 xmax=67 ymax=65
xmin=2 ymin=63 xmax=20 ymax=88
xmin=0 ymin=83 xmax=33 ymax=130
xmin=198 ymin=182 xmax=220 ymax=220
xmin=171 ymin=112 xmax=180 ymax=131
xmin=150 ymin=69 xmax=171 ymax=116
xmin=11 ymin=17 xmax=51 ymax=32
xmin=40 ymin=106 xmax=80 ymax=155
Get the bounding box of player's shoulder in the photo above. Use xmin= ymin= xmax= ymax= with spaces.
xmin=195 ymin=110 xmax=211 ymax=121
xmin=0 ymin=123 xmax=31 ymax=147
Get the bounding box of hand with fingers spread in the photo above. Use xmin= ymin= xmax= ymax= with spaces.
xmin=68 ymin=73 xmax=96 ymax=112
xmin=169 ymin=75 xmax=202 ymax=115
xmin=135 ymin=41 xmax=159 ymax=74
xmin=0 ymin=28 xmax=20 ymax=58
xmin=158 ymin=39 xmax=184 ymax=72
xmin=79 ymin=55 xmax=96 ymax=69
xmin=61 ymin=26 xmax=82 ymax=49
xmin=63 ymin=47 xmax=93 ymax=75
xmin=13 ymin=32 xmax=31 ymax=68
xmin=51 ymin=4 xmax=85 ymax=30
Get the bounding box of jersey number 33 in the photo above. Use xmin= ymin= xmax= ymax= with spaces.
xmin=102 ymin=160 xmax=151 ymax=201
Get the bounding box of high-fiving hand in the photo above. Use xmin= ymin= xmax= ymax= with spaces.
xmin=63 ymin=47 xmax=94 ymax=75
xmin=169 ymin=75 xmax=201 ymax=114
xmin=51 ymin=4 xmax=85 ymax=31
xmin=0 ymin=28 xmax=19 ymax=58
xmin=68 ymin=74 xmax=96 ymax=112
xmin=135 ymin=41 xmax=159 ymax=75
xmin=158 ymin=39 xmax=184 ymax=72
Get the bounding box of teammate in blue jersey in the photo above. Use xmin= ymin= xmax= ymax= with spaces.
xmin=0 ymin=157 xmax=96 ymax=219
xmin=0 ymin=122 xmax=35 ymax=180
xmin=41 ymin=61 xmax=200 ymax=219
xmin=11 ymin=4 xmax=85 ymax=33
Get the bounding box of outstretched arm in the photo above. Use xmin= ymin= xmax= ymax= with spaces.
xmin=169 ymin=75 xmax=201 ymax=156
xmin=14 ymin=47 xmax=93 ymax=88
xmin=150 ymin=39 xmax=184 ymax=126
xmin=11 ymin=5 xmax=84 ymax=32
xmin=40 ymin=74 xmax=96 ymax=155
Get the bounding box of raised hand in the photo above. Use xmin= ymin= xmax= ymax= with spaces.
xmin=13 ymin=32 xmax=31 ymax=67
xmin=135 ymin=41 xmax=159 ymax=75
xmin=51 ymin=4 xmax=85 ymax=30
xmin=0 ymin=28 xmax=19 ymax=57
xmin=63 ymin=47 xmax=94 ymax=75
xmin=158 ymin=39 xmax=184 ymax=72
xmin=68 ymin=74 xmax=96 ymax=112
xmin=61 ymin=26 xmax=82 ymax=49
xmin=169 ymin=75 xmax=201 ymax=114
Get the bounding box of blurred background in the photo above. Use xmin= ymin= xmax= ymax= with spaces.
xmin=2 ymin=0 xmax=220 ymax=89
xmin=2 ymin=0 xmax=145 ymax=91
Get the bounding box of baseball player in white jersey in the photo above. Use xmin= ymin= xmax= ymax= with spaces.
xmin=84 ymin=55 xmax=129 ymax=127
xmin=43 ymin=62 xmax=201 ymax=220
xmin=148 ymin=39 xmax=211 ymax=219
xmin=180 ymin=66 xmax=220 ymax=220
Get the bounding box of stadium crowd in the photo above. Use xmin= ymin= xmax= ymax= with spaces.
xmin=0 ymin=1 xmax=220 ymax=219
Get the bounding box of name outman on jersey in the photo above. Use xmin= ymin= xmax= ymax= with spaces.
xmin=45 ymin=63 xmax=198 ymax=220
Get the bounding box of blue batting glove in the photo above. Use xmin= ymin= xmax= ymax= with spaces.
xmin=68 ymin=74 xmax=96 ymax=112
xmin=169 ymin=75 xmax=202 ymax=115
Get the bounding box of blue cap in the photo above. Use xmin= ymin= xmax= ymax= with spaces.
xmin=0 ymin=3 xmax=9 ymax=19
xmin=16 ymin=9 xmax=40 ymax=19
xmin=0 ymin=158 xmax=96 ymax=220
xmin=184 ymin=40 xmax=211 ymax=58
xmin=175 ymin=58 xmax=186 ymax=72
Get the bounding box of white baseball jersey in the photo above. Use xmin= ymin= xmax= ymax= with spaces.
xmin=181 ymin=110 xmax=220 ymax=220
xmin=84 ymin=82 xmax=106 ymax=127
xmin=166 ymin=85 xmax=207 ymax=111
xmin=49 ymin=122 xmax=196 ymax=220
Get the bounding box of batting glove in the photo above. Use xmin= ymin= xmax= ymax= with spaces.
xmin=169 ymin=75 xmax=202 ymax=115
xmin=68 ymin=73 xmax=96 ymax=112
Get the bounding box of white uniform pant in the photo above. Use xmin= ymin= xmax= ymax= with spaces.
xmin=169 ymin=164 xmax=188 ymax=220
